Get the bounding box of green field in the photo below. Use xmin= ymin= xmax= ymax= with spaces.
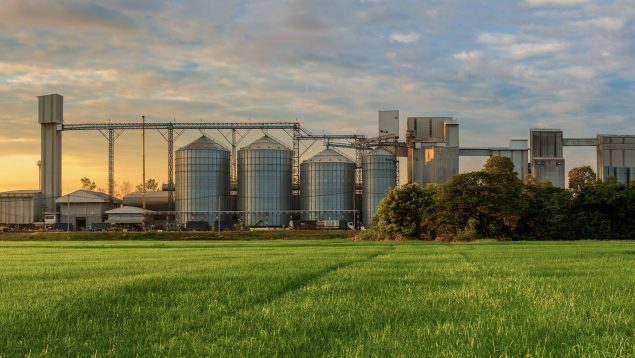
xmin=1 ymin=240 xmax=634 ymax=357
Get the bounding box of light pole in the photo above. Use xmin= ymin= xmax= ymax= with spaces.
xmin=66 ymin=194 xmax=70 ymax=238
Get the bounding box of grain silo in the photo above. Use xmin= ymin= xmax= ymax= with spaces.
xmin=238 ymin=135 xmax=292 ymax=227
xmin=175 ymin=136 xmax=230 ymax=226
xmin=300 ymin=148 xmax=355 ymax=224
xmin=362 ymin=147 xmax=396 ymax=226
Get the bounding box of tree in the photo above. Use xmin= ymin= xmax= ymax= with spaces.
xmin=434 ymin=157 xmax=525 ymax=240
xmin=568 ymin=181 xmax=633 ymax=240
xmin=515 ymin=182 xmax=573 ymax=240
xmin=372 ymin=183 xmax=436 ymax=240
xmin=484 ymin=156 xmax=516 ymax=176
xmin=136 ymin=179 xmax=160 ymax=192
xmin=80 ymin=177 xmax=96 ymax=191
xmin=568 ymin=165 xmax=596 ymax=192
xmin=118 ymin=181 xmax=132 ymax=197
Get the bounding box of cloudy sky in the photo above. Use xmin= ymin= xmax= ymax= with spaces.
xmin=1 ymin=0 xmax=633 ymax=193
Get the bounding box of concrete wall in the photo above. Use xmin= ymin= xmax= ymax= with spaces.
xmin=532 ymin=158 xmax=565 ymax=187
xmin=407 ymin=117 xmax=451 ymax=141
xmin=530 ymin=129 xmax=565 ymax=188
xmin=491 ymin=139 xmax=528 ymax=180
xmin=59 ymin=202 xmax=109 ymax=228
xmin=597 ymin=135 xmax=635 ymax=186
xmin=379 ymin=110 xmax=399 ymax=138
xmin=38 ymin=94 xmax=63 ymax=214
xmin=0 ymin=194 xmax=42 ymax=225
xmin=410 ymin=145 xmax=459 ymax=185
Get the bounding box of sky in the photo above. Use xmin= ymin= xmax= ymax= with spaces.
xmin=0 ymin=0 xmax=633 ymax=193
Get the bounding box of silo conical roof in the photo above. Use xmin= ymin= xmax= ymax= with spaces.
xmin=178 ymin=136 xmax=227 ymax=151
xmin=366 ymin=147 xmax=394 ymax=156
xmin=304 ymin=148 xmax=354 ymax=164
xmin=242 ymin=135 xmax=291 ymax=151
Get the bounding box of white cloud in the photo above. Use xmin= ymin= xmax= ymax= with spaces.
xmin=478 ymin=33 xmax=516 ymax=46
xmin=454 ymin=50 xmax=482 ymax=62
xmin=506 ymin=41 xmax=566 ymax=58
xmin=577 ymin=17 xmax=625 ymax=31
xmin=525 ymin=0 xmax=587 ymax=6
xmin=389 ymin=32 xmax=420 ymax=43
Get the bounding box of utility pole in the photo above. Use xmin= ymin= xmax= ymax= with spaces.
xmin=142 ymin=115 xmax=146 ymax=210
xmin=67 ymin=194 xmax=70 ymax=238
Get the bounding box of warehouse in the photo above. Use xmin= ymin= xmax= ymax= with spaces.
xmin=0 ymin=190 xmax=43 ymax=228
xmin=56 ymin=190 xmax=121 ymax=230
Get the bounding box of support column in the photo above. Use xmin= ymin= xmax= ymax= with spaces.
xmin=167 ymin=126 xmax=174 ymax=211
xmin=292 ymin=122 xmax=300 ymax=188
xmin=231 ymin=129 xmax=237 ymax=189
xmin=108 ymin=129 xmax=114 ymax=204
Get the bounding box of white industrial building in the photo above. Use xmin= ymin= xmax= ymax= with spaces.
xmin=56 ymin=190 xmax=121 ymax=229
xmin=105 ymin=206 xmax=156 ymax=229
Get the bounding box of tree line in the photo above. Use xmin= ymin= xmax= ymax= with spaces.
xmin=78 ymin=177 xmax=160 ymax=197
xmin=367 ymin=157 xmax=635 ymax=241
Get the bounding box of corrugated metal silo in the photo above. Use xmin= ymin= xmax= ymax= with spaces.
xmin=300 ymin=148 xmax=355 ymax=222
xmin=362 ymin=147 xmax=396 ymax=226
xmin=175 ymin=136 xmax=230 ymax=225
xmin=238 ymin=135 xmax=292 ymax=227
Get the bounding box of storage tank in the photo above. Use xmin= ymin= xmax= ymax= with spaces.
xmin=238 ymin=135 xmax=292 ymax=227
xmin=362 ymin=147 xmax=397 ymax=226
xmin=300 ymin=148 xmax=355 ymax=223
xmin=175 ymin=136 xmax=230 ymax=225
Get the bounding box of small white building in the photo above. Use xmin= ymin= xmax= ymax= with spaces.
xmin=56 ymin=190 xmax=121 ymax=229
xmin=105 ymin=206 xmax=155 ymax=228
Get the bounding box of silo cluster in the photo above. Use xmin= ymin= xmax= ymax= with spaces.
xmin=361 ymin=148 xmax=396 ymax=226
xmin=175 ymin=136 xmax=230 ymax=225
xmin=237 ymin=135 xmax=293 ymax=227
xmin=172 ymin=134 xmax=397 ymax=228
xmin=300 ymin=149 xmax=355 ymax=224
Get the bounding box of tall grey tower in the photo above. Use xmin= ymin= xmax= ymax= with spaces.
xmin=530 ymin=128 xmax=564 ymax=188
xmin=38 ymin=94 xmax=63 ymax=214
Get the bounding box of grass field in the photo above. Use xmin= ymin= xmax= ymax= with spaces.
xmin=1 ymin=240 xmax=634 ymax=357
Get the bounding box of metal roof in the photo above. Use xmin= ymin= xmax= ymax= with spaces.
xmin=56 ymin=190 xmax=122 ymax=204
xmin=304 ymin=148 xmax=354 ymax=164
xmin=177 ymin=136 xmax=228 ymax=151
xmin=105 ymin=206 xmax=154 ymax=215
xmin=0 ymin=190 xmax=40 ymax=195
xmin=241 ymin=135 xmax=291 ymax=151
xmin=123 ymin=191 xmax=168 ymax=199
xmin=366 ymin=147 xmax=394 ymax=156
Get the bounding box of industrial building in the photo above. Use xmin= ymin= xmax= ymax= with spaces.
xmin=0 ymin=190 xmax=43 ymax=227
xmin=2 ymin=93 xmax=634 ymax=231
xmin=56 ymin=190 xmax=121 ymax=229
xmin=105 ymin=206 xmax=156 ymax=229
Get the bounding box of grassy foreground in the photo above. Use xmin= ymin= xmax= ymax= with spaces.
xmin=1 ymin=240 xmax=634 ymax=357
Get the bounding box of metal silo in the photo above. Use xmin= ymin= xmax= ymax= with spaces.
xmin=362 ymin=147 xmax=396 ymax=226
xmin=175 ymin=136 xmax=230 ymax=226
xmin=300 ymin=148 xmax=355 ymax=224
xmin=238 ymin=135 xmax=292 ymax=227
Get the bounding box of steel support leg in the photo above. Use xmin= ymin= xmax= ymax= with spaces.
xmin=231 ymin=129 xmax=237 ymax=189
xmin=108 ymin=129 xmax=115 ymax=205
xmin=293 ymin=122 xmax=301 ymax=188
xmin=167 ymin=126 xmax=174 ymax=211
